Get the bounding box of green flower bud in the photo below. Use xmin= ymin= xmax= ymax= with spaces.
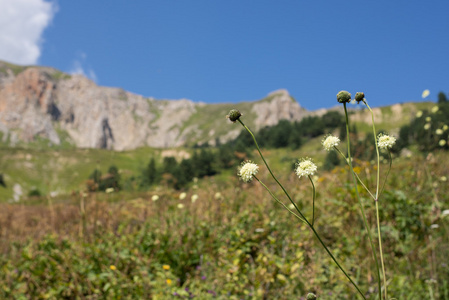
xmin=336 ymin=90 xmax=351 ymax=103
xmin=355 ymin=92 xmax=365 ymax=103
xmin=306 ymin=293 xmax=317 ymax=300
xmin=226 ymin=109 xmax=242 ymax=123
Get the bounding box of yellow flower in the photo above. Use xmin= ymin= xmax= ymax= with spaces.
xmin=162 ymin=264 xmax=170 ymax=270
xmin=166 ymin=279 xmax=172 ymax=285
xmin=110 ymin=265 xmax=117 ymax=270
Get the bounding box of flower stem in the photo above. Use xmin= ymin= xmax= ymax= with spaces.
xmin=335 ymin=147 xmax=376 ymax=200
xmin=364 ymin=101 xmax=388 ymax=299
xmin=238 ymin=118 xmax=366 ymax=300
xmin=308 ymin=175 xmax=316 ymax=226
xmin=378 ymin=151 xmax=392 ymax=198
xmin=237 ymin=119 xmax=305 ymax=222
xmin=343 ymin=103 xmax=381 ymax=300
xmin=254 ymin=176 xmax=306 ymax=225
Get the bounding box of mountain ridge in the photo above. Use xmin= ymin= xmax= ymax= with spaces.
xmin=0 ymin=60 xmax=310 ymax=150
xmin=0 ymin=60 xmax=431 ymax=150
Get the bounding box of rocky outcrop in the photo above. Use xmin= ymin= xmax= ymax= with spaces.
xmin=251 ymin=89 xmax=306 ymax=130
xmin=0 ymin=61 xmax=310 ymax=150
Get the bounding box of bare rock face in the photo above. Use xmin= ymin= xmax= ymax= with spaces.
xmin=0 ymin=61 xmax=309 ymax=150
xmin=251 ymin=89 xmax=306 ymax=130
xmin=0 ymin=67 xmax=60 ymax=145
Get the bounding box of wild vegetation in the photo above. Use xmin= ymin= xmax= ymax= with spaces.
xmin=0 ymin=92 xmax=448 ymax=299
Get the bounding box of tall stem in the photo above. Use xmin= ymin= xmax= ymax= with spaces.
xmin=238 ymin=118 xmax=367 ymax=299
xmin=364 ymin=101 xmax=388 ymax=299
xmin=308 ymin=175 xmax=316 ymax=226
xmin=335 ymin=147 xmax=376 ymax=200
xmin=255 ymin=176 xmax=306 ymax=225
xmin=238 ymin=119 xmax=305 ymax=222
xmin=343 ymin=103 xmax=381 ymax=300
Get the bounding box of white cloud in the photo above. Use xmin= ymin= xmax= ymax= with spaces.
xmin=69 ymin=53 xmax=98 ymax=82
xmin=0 ymin=0 xmax=57 ymax=65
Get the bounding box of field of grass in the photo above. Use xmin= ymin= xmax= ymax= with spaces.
xmin=0 ymin=139 xmax=448 ymax=298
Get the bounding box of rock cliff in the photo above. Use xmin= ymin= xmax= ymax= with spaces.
xmin=0 ymin=61 xmax=308 ymax=150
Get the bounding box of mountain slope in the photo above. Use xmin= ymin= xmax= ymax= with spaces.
xmin=0 ymin=61 xmax=307 ymax=150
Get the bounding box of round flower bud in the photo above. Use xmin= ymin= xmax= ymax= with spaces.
xmin=306 ymin=293 xmax=317 ymax=300
xmin=295 ymin=158 xmax=317 ymax=179
xmin=336 ymin=90 xmax=351 ymax=103
xmin=355 ymin=92 xmax=365 ymax=103
xmin=238 ymin=161 xmax=259 ymax=182
xmin=226 ymin=109 xmax=242 ymax=123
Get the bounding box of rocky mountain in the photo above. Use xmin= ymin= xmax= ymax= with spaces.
xmin=0 ymin=61 xmax=309 ymax=150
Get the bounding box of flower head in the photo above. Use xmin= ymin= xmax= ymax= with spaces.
xmin=416 ymin=110 xmax=423 ymax=118
xmin=110 ymin=265 xmax=117 ymax=270
xmin=295 ymin=158 xmax=317 ymax=179
xmin=163 ymin=264 xmax=170 ymax=270
xmin=377 ymin=134 xmax=396 ymax=149
xmin=151 ymin=195 xmax=159 ymax=201
xmin=322 ymin=135 xmax=340 ymax=151
xmin=238 ymin=161 xmax=259 ymax=182
xmin=432 ymin=106 xmax=439 ymax=113
xmin=336 ymin=90 xmax=351 ymax=103
xmin=436 ymin=129 xmax=443 ymax=135
xmin=422 ymin=89 xmax=430 ymax=99
xmin=439 ymin=139 xmax=446 ymax=147
xmin=179 ymin=192 xmax=186 ymax=200
xmin=226 ymin=109 xmax=242 ymax=123
xmin=191 ymin=194 xmax=199 ymax=203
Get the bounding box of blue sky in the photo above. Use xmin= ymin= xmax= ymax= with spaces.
xmin=1 ymin=1 xmax=448 ymax=110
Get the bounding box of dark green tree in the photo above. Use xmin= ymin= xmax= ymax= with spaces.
xmin=324 ymin=150 xmax=341 ymax=170
xmin=438 ymin=91 xmax=448 ymax=104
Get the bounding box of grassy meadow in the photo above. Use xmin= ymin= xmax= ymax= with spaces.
xmin=0 ymin=101 xmax=448 ymax=299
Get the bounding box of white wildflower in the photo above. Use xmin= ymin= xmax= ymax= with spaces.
xmin=295 ymin=158 xmax=317 ymax=179
xmin=322 ymin=135 xmax=340 ymax=151
xmin=151 ymin=195 xmax=159 ymax=201
xmin=179 ymin=192 xmax=186 ymax=200
xmin=422 ymin=89 xmax=430 ymax=99
xmin=430 ymin=224 xmax=439 ymax=229
xmin=105 ymin=187 xmax=114 ymax=193
xmin=191 ymin=194 xmax=198 ymax=203
xmin=436 ymin=129 xmax=443 ymax=135
xmin=424 ymin=123 xmax=431 ymax=130
xmin=443 ymin=125 xmax=448 ymax=131
xmin=177 ymin=203 xmax=185 ymax=209
xmin=442 ymin=209 xmax=449 ymax=217
xmin=214 ymin=192 xmax=222 ymax=200
xmin=426 ymin=117 xmax=432 ymax=122
xmin=238 ymin=161 xmax=259 ymax=182
xmin=439 ymin=139 xmax=446 ymax=147
xmin=432 ymin=106 xmax=439 ymax=113
xmin=416 ymin=111 xmax=423 ymax=118
xmin=440 ymin=176 xmax=447 ymax=182
xmin=377 ymin=134 xmax=396 ymax=149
